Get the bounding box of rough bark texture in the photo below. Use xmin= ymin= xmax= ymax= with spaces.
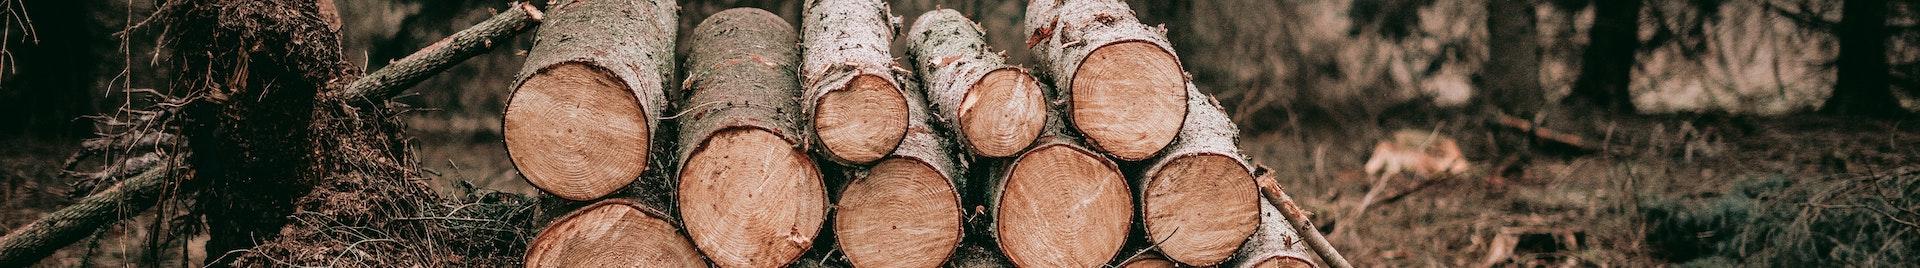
xmin=948 ymin=244 xmax=1016 ymax=268
xmin=800 ymin=0 xmax=910 ymax=165
xmin=1480 ymin=0 xmax=1545 ymax=115
xmin=0 ymin=162 xmax=178 ymax=267
xmin=1131 ymin=84 xmax=1259 ymax=266
xmin=1822 ymin=0 xmax=1907 ymax=117
xmin=833 ymin=74 xmax=967 ymax=268
xmin=1023 ymin=0 xmax=1188 ymax=161
xmin=1226 ymin=200 xmax=1319 ymax=268
xmin=1565 ymin=0 xmax=1640 ymax=113
xmin=906 ymin=9 xmax=1046 ymax=158
xmin=678 ymin=8 xmax=826 ymax=268
xmin=506 ymin=0 xmax=677 ymax=201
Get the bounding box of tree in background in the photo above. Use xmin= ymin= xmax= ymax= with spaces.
xmin=1822 ymin=0 xmax=1906 ymax=117
xmin=1481 ymin=0 xmax=1546 ymax=115
xmin=1565 ymin=0 xmax=1641 ymax=113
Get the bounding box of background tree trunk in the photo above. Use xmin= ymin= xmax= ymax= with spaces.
xmin=1565 ymin=0 xmax=1640 ymax=113
xmin=1481 ymin=0 xmax=1545 ymax=115
xmin=1822 ymin=0 xmax=1906 ymax=117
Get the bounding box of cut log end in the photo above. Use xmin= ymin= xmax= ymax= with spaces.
xmin=1144 ymin=154 xmax=1259 ymax=266
xmin=525 ymin=201 xmax=704 ymax=268
xmin=835 ymin=158 xmax=963 ymax=268
xmin=1070 ymin=41 xmax=1186 ymax=160
xmin=506 ymin=63 xmax=650 ymax=201
xmin=998 ymin=144 xmax=1132 ymax=268
xmin=815 ymin=74 xmax=909 ymax=164
xmin=961 ymin=68 xmax=1048 ymax=157
xmin=1252 ymin=256 xmax=1316 ymax=268
xmin=1120 ymin=256 xmax=1178 ymax=268
xmin=678 ymin=128 xmax=825 ymax=268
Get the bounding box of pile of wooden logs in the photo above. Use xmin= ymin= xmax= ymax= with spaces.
xmin=509 ymin=0 xmax=1333 ymax=267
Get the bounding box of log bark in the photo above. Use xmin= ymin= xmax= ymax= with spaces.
xmin=525 ymin=199 xmax=705 ymax=267
xmin=505 ymin=0 xmax=678 ymax=201
xmin=1131 ymin=84 xmax=1260 ymax=266
xmin=0 ymin=162 xmax=178 ymax=267
xmin=324 ymin=3 xmax=542 ymax=102
xmin=906 ymin=9 xmax=1048 ymax=158
xmin=800 ymin=0 xmax=911 ymax=165
xmin=1024 ymin=0 xmax=1188 ymax=161
xmin=833 ymin=72 xmax=965 ymax=268
xmin=982 ymin=83 xmax=1132 ymax=268
xmin=1226 ymin=199 xmax=1319 ymax=268
xmin=676 ymin=8 xmax=826 ymax=268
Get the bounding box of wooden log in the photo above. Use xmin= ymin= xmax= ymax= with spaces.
xmin=1131 ymin=84 xmax=1260 ymax=266
xmin=1227 ymin=199 xmax=1319 ymax=268
xmin=983 ymin=84 xmax=1132 ymax=268
xmin=505 ymin=0 xmax=677 ymax=201
xmin=832 ymin=72 xmax=965 ymax=268
xmin=676 ymin=8 xmax=826 ymax=268
xmin=525 ymin=199 xmax=705 ymax=267
xmin=905 ymin=9 xmax=1047 ymax=158
xmin=1116 ymin=251 xmax=1178 ymax=268
xmin=1023 ymin=0 xmax=1188 ymax=161
xmin=800 ymin=0 xmax=911 ymax=165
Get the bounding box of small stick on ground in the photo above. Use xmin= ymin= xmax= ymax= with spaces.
xmin=1251 ymin=166 xmax=1356 ymax=268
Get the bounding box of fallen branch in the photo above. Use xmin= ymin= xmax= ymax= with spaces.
xmin=0 ymin=161 xmax=180 ymax=267
xmin=1253 ymin=166 xmax=1355 ymax=268
xmin=1487 ymin=113 xmax=1602 ymax=153
xmin=323 ymin=2 xmax=543 ymax=103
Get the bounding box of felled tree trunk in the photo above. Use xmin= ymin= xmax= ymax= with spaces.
xmin=505 ymin=0 xmax=677 ymax=201
xmin=1131 ymin=84 xmax=1260 ymax=266
xmin=833 ymin=73 xmax=966 ymax=268
xmin=906 ymin=9 xmax=1048 ymax=158
xmin=525 ymin=199 xmax=705 ymax=267
xmin=676 ymin=8 xmax=826 ymax=268
xmin=982 ymin=84 xmax=1132 ymax=268
xmin=1024 ymin=0 xmax=1187 ymax=161
xmin=800 ymin=0 xmax=911 ymax=165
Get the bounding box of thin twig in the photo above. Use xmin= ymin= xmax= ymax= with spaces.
xmin=1255 ymin=166 xmax=1355 ymax=268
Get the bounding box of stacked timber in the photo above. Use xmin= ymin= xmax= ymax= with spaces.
xmin=674 ymin=8 xmax=826 ymax=268
xmin=906 ymin=9 xmax=1049 ymax=158
xmin=1024 ymin=0 xmax=1190 ymax=161
xmin=515 ymin=1 xmax=706 ymax=267
xmin=800 ymin=0 xmax=912 ymax=165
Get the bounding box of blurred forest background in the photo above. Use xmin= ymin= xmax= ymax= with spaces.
xmin=1 ymin=0 xmax=1917 ymax=266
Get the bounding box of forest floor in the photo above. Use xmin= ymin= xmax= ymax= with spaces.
xmin=6 ymin=112 xmax=1916 ymax=266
